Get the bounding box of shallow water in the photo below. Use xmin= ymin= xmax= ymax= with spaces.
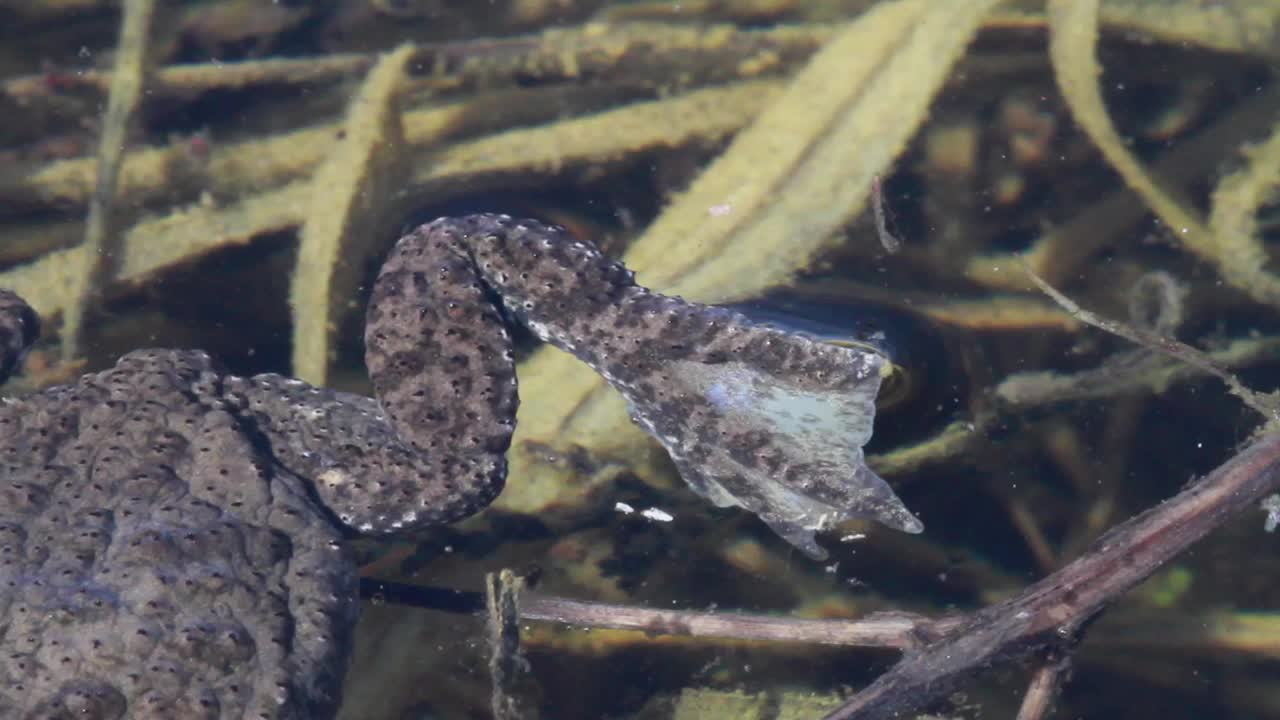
xmin=3 ymin=1 xmax=1280 ymax=718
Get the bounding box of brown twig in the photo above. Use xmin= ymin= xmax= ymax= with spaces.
xmin=1016 ymin=654 xmax=1072 ymax=720
xmin=519 ymin=596 xmax=928 ymax=650
xmin=358 ymin=578 xmax=929 ymax=650
xmin=1022 ymin=264 xmax=1280 ymax=422
xmin=822 ymin=429 xmax=1280 ymax=719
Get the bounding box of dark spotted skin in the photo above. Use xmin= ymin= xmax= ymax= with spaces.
xmin=0 ymin=214 xmax=918 ymax=718
xmin=364 ymin=215 xmax=921 ymax=558
xmin=0 ymin=337 xmax=354 ymax=720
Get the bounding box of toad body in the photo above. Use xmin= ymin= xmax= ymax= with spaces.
xmin=0 ymin=214 xmax=920 ymax=719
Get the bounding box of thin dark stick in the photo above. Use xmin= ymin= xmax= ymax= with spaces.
xmin=360 ymin=578 xmax=485 ymax=613
xmin=1023 ymin=264 xmax=1278 ymax=420
xmin=823 ymin=430 xmax=1280 ymax=719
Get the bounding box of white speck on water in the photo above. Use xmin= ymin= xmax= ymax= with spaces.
xmin=614 ymin=502 xmax=635 ymax=515
xmin=640 ymin=507 xmax=674 ymax=523
xmin=1261 ymin=494 xmax=1280 ymax=533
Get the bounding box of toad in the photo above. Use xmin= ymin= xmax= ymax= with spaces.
xmin=0 ymin=214 xmax=920 ymax=719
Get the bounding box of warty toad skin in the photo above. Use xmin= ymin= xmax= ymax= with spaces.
xmin=0 ymin=214 xmax=920 ymax=719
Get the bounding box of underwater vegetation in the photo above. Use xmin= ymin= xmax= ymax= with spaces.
xmin=5 ymin=0 xmax=1280 ymax=718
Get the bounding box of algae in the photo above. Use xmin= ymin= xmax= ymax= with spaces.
xmin=291 ymin=44 xmax=413 ymax=385
xmin=61 ymin=0 xmax=157 ymax=361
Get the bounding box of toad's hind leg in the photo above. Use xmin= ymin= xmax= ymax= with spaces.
xmin=363 ymin=223 xmax=522 ymax=494
xmin=0 ymin=290 xmax=39 ymax=386
xmin=227 ymin=223 xmax=523 ymax=535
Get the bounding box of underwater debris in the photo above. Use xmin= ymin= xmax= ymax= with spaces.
xmin=1261 ymin=494 xmax=1280 ymax=533
xmin=823 ymin=430 xmax=1280 ymax=720
xmin=993 ymin=334 xmax=1280 ymax=411
xmin=1049 ymin=0 xmax=1280 ymax=311
xmin=1022 ymin=264 xmax=1280 ymax=424
xmin=965 ymin=83 xmax=1280 ymax=294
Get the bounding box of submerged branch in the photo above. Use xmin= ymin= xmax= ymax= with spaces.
xmin=365 ymin=424 xmax=1280 ymax=720
xmin=359 ymin=578 xmax=926 ymax=651
xmin=824 ymin=430 xmax=1280 ymax=719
